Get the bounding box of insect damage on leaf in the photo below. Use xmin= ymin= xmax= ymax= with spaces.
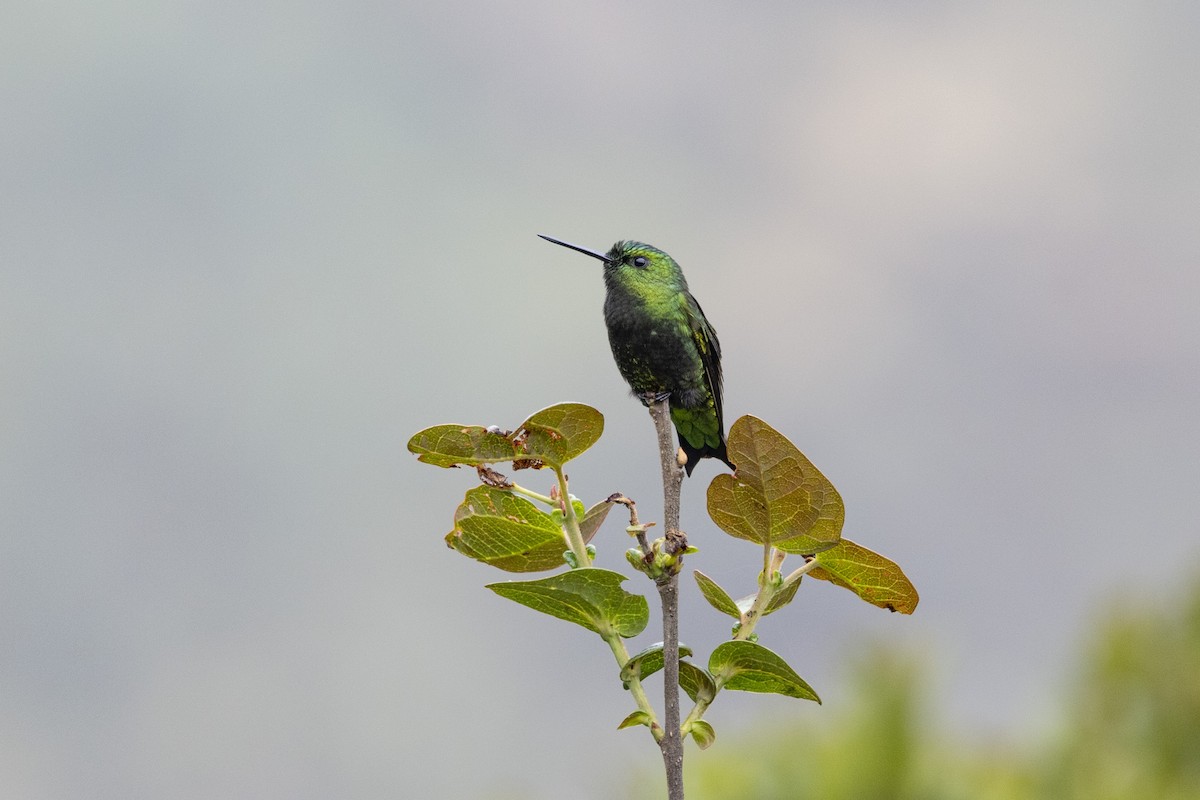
xmin=476 ymin=465 xmax=513 ymax=488
xmin=512 ymin=458 xmax=545 ymax=470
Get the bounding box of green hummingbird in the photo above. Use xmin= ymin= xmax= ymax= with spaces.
xmin=539 ymin=235 xmax=735 ymax=476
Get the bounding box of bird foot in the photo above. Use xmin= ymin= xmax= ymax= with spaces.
xmin=639 ymin=390 xmax=672 ymax=407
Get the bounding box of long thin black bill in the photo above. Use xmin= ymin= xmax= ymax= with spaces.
xmin=538 ymin=234 xmax=612 ymax=264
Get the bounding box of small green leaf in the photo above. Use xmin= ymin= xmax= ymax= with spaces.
xmin=408 ymin=425 xmax=520 ymax=467
xmin=763 ymin=569 xmax=804 ymax=616
xmin=733 ymin=594 xmax=756 ymax=617
xmin=678 ymin=661 xmax=718 ymax=704
xmin=578 ymin=499 xmax=615 ymax=545
xmin=618 ymin=710 xmax=653 ymax=730
xmin=626 ymin=547 xmax=650 ymax=575
xmin=709 ymin=640 xmax=820 ymax=703
xmin=487 ymin=569 xmax=649 ymax=638
xmin=515 ymin=403 xmax=604 ymax=467
xmin=549 ymin=498 xmax=587 ymax=530
xmin=688 ymin=719 xmax=716 ymax=750
xmin=809 ymin=538 xmax=920 ymax=614
xmin=694 ymin=570 xmax=741 ymax=619
xmin=445 ymin=486 xmax=568 ymax=572
xmin=706 ymin=416 xmax=844 ymax=555
xmin=729 ymin=581 xmax=800 ymax=620
xmin=620 ymin=643 xmax=694 ymax=686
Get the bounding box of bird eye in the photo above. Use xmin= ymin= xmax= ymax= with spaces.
xmin=632 ymin=256 xmax=648 ymax=268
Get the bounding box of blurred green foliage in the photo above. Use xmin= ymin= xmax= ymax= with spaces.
xmin=1042 ymin=572 xmax=1200 ymax=800
xmin=628 ymin=570 xmax=1200 ymax=800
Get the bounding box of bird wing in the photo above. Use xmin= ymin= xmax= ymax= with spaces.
xmin=680 ymin=292 xmax=724 ymax=431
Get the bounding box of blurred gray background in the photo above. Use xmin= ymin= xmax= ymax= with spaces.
xmin=3 ymin=1 xmax=1198 ymax=798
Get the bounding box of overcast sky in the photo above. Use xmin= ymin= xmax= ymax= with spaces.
xmin=3 ymin=2 xmax=1199 ymax=798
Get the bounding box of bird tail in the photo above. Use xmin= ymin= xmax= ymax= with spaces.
xmin=679 ymin=437 xmax=736 ymax=477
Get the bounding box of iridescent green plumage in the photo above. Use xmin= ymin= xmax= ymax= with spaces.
xmin=539 ymin=235 xmax=734 ymax=476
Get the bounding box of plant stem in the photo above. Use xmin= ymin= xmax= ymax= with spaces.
xmin=680 ymin=693 xmax=713 ymax=735
xmin=647 ymin=398 xmax=686 ymax=800
xmin=782 ymin=555 xmax=824 ymax=585
xmin=508 ymin=483 xmax=555 ymax=505
xmin=553 ymin=465 xmax=592 ymax=567
xmin=736 ymin=546 xmax=788 ymax=641
xmin=603 ymin=633 xmax=663 ymax=742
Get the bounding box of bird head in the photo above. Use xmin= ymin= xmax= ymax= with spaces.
xmin=539 ymin=235 xmax=687 ymax=291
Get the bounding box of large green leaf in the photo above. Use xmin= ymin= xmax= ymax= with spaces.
xmin=709 ymin=640 xmax=820 ymax=703
xmin=706 ymin=416 xmax=844 ymax=555
xmin=408 ymin=402 xmax=603 ymax=469
xmin=487 ymin=569 xmax=648 ymax=638
xmin=408 ymin=425 xmax=520 ymax=467
xmin=445 ymin=486 xmax=568 ymax=572
xmin=514 ymin=403 xmax=604 ymax=467
xmin=809 ymin=538 xmax=920 ymax=614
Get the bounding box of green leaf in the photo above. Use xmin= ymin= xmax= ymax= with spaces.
xmin=408 ymin=424 xmax=520 ymax=468
xmin=709 ymin=640 xmax=820 ymax=703
xmin=445 ymin=486 xmax=568 ymax=572
xmin=763 ymin=569 xmax=805 ymax=616
xmin=678 ymin=661 xmax=718 ymax=704
xmin=620 ymin=643 xmax=694 ymax=686
xmin=809 ymin=538 xmax=920 ymax=614
xmin=408 ymin=402 xmax=603 ymax=469
xmin=515 ymin=403 xmax=604 ymax=467
xmin=487 ymin=569 xmax=649 ymax=638
xmin=688 ymin=719 xmax=716 ymax=750
xmin=706 ymin=416 xmax=844 ymax=555
xmin=694 ymin=570 xmax=741 ymax=619
xmin=617 ymin=710 xmax=653 ymax=730
xmin=578 ymin=499 xmax=615 ymax=545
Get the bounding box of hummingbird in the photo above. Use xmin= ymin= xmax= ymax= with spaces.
xmin=539 ymin=235 xmax=735 ymax=476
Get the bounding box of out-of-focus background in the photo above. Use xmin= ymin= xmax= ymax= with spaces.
xmin=3 ymin=2 xmax=1198 ymax=798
